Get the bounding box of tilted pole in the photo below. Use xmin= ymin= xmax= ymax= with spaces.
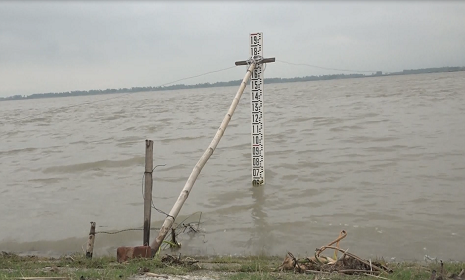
xmin=150 ymin=62 xmax=256 ymax=254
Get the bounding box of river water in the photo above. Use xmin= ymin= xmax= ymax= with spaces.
xmin=0 ymin=72 xmax=464 ymax=261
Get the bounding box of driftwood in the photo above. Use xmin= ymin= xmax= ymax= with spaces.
xmin=315 ymin=229 xmax=347 ymax=260
xmin=278 ymin=230 xmax=393 ymax=275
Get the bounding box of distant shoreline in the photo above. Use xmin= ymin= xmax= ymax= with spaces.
xmin=1 ymin=66 xmax=463 ymax=102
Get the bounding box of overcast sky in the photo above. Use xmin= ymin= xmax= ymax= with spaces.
xmin=1 ymin=1 xmax=464 ymax=97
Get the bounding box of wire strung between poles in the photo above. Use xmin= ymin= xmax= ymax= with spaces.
xmin=276 ymin=59 xmax=376 ymax=73
xmin=4 ymin=65 xmax=238 ymax=125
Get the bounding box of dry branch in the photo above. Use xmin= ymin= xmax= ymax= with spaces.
xmin=279 ymin=230 xmax=393 ymax=275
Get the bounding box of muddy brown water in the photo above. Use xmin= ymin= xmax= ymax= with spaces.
xmin=1 ymin=72 xmax=464 ymax=261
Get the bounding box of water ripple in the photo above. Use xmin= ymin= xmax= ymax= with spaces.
xmin=1 ymin=72 xmax=465 ymax=260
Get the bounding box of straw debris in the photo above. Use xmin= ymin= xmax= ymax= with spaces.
xmin=278 ymin=230 xmax=393 ymax=275
xmin=161 ymin=254 xmax=200 ymax=268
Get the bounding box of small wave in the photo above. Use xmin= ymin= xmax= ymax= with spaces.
xmin=0 ymin=147 xmax=38 ymax=156
xmin=160 ymin=136 xmax=205 ymax=143
xmin=123 ymin=126 xmax=136 ymax=131
xmin=371 ymin=161 xmax=397 ymax=168
xmin=342 ymin=136 xmax=399 ymax=144
xmin=69 ymin=140 xmax=88 ymax=145
xmin=356 ymin=119 xmax=390 ymax=126
xmin=116 ymin=136 xmax=141 ymax=142
xmin=313 ymin=117 xmax=346 ymax=126
xmin=282 ymin=116 xmax=314 ymax=125
xmin=42 ymin=157 xmax=144 ymax=174
xmin=28 ymin=177 xmax=66 ymax=184
xmin=266 ymin=149 xmax=295 ymax=156
xmin=329 ymin=125 xmax=363 ymax=132
xmin=27 ymin=116 xmax=51 ymax=123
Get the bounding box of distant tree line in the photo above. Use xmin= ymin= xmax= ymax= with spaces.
xmin=399 ymin=66 xmax=464 ymax=75
xmin=1 ymin=66 xmax=464 ymax=101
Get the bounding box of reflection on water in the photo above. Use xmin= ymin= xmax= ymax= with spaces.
xmin=0 ymin=72 xmax=465 ymax=260
xmin=250 ymin=185 xmax=269 ymax=253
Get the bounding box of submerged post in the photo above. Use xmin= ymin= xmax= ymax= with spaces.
xmin=143 ymin=140 xmax=154 ymax=246
xmin=150 ymin=63 xmax=256 ymax=255
xmin=236 ymin=32 xmax=275 ymax=185
xmin=86 ymin=221 xmax=96 ymax=258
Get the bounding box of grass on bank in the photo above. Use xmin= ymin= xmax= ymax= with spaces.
xmin=0 ymin=252 xmax=464 ymax=280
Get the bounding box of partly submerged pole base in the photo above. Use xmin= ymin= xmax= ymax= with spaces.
xmin=252 ymin=179 xmax=264 ymax=186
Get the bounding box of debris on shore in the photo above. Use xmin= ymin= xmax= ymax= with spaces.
xmin=278 ymin=230 xmax=392 ymax=275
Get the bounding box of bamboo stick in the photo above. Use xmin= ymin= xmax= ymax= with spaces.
xmin=150 ymin=63 xmax=256 ymax=254
xmin=320 ymin=246 xmax=385 ymax=272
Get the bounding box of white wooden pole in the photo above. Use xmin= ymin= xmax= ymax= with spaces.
xmin=150 ymin=62 xmax=256 ymax=254
xmin=250 ymin=32 xmax=265 ymax=185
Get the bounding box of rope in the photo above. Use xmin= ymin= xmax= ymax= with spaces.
xmin=246 ymin=55 xmax=263 ymax=66
xmin=161 ymin=66 xmax=236 ymax=87
xmin=95 ymin=227 xmax=161 ymax=235
xmin=276 ymin=59 xmax=376 ymax=73
xmin=141 ymin=164 xmax=173 ymax=219
xmin=3 ymin=65 xmax=238 ymax=125
xmin=94 ymin=214 xmax=202 ymax=240
xmin=90 ymin=164 xmax=203 ymax=241
xmin=3 ymin=59 xmax=375 ymax=127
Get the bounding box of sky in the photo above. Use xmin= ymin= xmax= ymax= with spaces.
xmin=1 ymin=1 xmax=465 ymax=97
